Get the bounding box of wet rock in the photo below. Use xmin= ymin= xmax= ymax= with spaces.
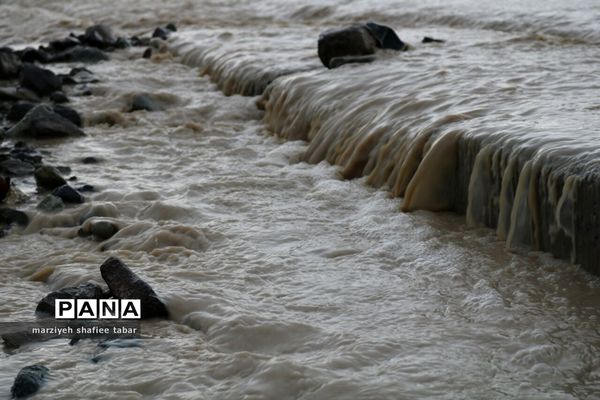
xmin=18 ymin=47 xmax=51 ymax=63
xmin=130 ymin=36 xmax=150 ymax=47
xmin=0 ymin=208 xmax=28 ymax=226
xmin=0 ymin=87 xmax=39 ymax=103
xmin=48 ymin=35 xmax=81 ymax=52
xmin=152 ymin=27 xmax=171 ymax=40
xmin=80 ymin=219 xmax=120 ymax=241
xmin=53 ymin=104 xmax=82 ymax=127
xmin=0 ymin=158 xmax=34 ymax=176
xmin=36 ymin=283 xmax=107 ymax=314
xmin=61 ymin=67 xmax=98 ymax=85
xmin=0 ymin=47 xmax=21 ymax=79
xmin=100 ymin=257 xmax=169 ymax=319
xmin=8 ymin=141 xmax=43 ymax=165
xmin=76 ymin=184 xmax=95 ymax=193
xmin=19 ymin=64 xmax=62 ymax=97
xmin=80 ymin=24 xmax=117 ymax=49
xmin=165 ymin=23 xmax=177 ymax=32
xmin=34 ymin=165 xmax=66 ymax=191
xmin=129 ymin=93 xmax=161 ymax=112
xmin=0 ymin=176 xmax=9 ymax=202
xmin=37 ymin=194 xmax=64 ymax=212
xmin=142 ymin=48 xmax=152 ymax=59
xmin=10 ymin=365 xmax=49 ymax=399
xmin=364 ymin=22 xmax=406 ymax=50
xmin=7 ymin=104 xmax=84 ymax=139
xmin=422 ymin=36 xmax=445 ymax=43
xmin=79 ymin=204 xmax=118 ymax=224
xmin=52 ymin=184 xmax=85 ymax=204
xmin=318 ymin=22 xmax=406 ymax=69
xmin=7 ymin=101 xmax=37 ymax=122
xmin=114 ymin=37 xmax=130 ymax=49
xmin=73 ymin=85 xmax=92 ymax=97
xmin=50 ymin=91 xmax=68 ymax=103
xmin=51 ymin=45 xmax=109 ymax=63
xmin=81 ymin=156 xmax=100 ymax=164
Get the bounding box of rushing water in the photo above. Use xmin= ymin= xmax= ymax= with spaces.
xmin=1 ymin=0 xmax=600 ymax=399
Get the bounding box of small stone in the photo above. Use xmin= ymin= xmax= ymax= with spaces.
xmin=130 ymin=36 xmax=150 ymax=47
xmin=83 ymin=220 xmax=119 ymax=240
xmin=142 ymin=48 xmax=152 ymax=59
xmin=52 ymin=184 xmax=85 ymax=204
xmin=10 ymin=365 xmax=49 ymax=399
xmin=81 ymin=156 xmax=100 ymax=164
xmin=422 ymin=36 xmax=445 ymax=43
xmin=37 ymin=195 xmax=64 ymax=212
xmin=152 ymin=27 xmax=170 ymax=40
xmin=34 ymin=165 xmax=66 ymax=190
xmin=50 ymin=91 xmax=69 ymax=103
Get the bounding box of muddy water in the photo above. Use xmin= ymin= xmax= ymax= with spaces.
xmin=1 ymin=0 xmax=600 ymax=399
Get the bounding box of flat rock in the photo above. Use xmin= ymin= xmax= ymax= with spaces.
xmin=36 ymin=283 xmax=107 ymax=314
xmin=19 ymin=64 xmax=62 ymax=97
xmin=100 ymin=257 xmax=169 ymax=319
xmin=10 ymin=365 xmax=49 ymax=399
xmin=7 ymin=104 xmax=84 ymax=139
xmin=52 ymin=184 xmax=85 ymax=204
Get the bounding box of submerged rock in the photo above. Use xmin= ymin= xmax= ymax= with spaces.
xmin=81 ymin=156 xmax=100 ymax=164
xmin=52 ymin=184 xmax=85 ymax=204
xmin=19 ymin=64 xmax=62 ymax=97
xmin=129 ymin=93 xmax=161 ymax=112
xmin=422 ymin=36 xmax=445 ymax=43
xmin=37 ymin=194 xmax=64 ymax=212
xmin=10 ymin=365 xmax=49 ymax=399
xmin=34 ymin=165 xmax=66 ymax=191
xmin=7 ymin=104 xmax=84 ymax=139
xmin=165 ymin=23 xmax=177 ymax=32
xmin=0 ymin=48 xmax=21 ymax=79
xmin=36 ymin=283 xmax=107 ymax=314
xmin=62 ymin=67 xmax=98 ymax=84
xmin=79 ymin=219 xmax=120 ymax=241
xmin=100 ymin=257 xmax=169 ymax=319
xmin=318 ymin=22 xmax=407 ymax=69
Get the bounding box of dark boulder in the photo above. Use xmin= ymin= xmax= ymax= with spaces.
xmin=61 ymin=67 xmax=98 ymax=85
xmin=53 ymin=104 xmax=82 ymax=127
xmin=36 ymin=283 xmax=107 ymax=314
xmin=34 ymin=165 xmax=66 ymax=191
xmin=100 ymin=257 xmax=169 ymax=319
xmin=10 ymin=365 xmax=49 ymax=399
xmin=19 ymin=64 xmax=62 ymax=97
xmin=52 ymin=184 xmax=85 ymax=204
xmin=364 ymin=22 xmax=406 ymax=50
xmin=422 ymin=36 xmax=445 ymax=43
xmin=18 ymin=47 xmax=51 ymax=63
xmin=0 ymin=208 xmax=28 ymax=226
xmin=7 ymin=104 xmax=84 ymax=139
xmin=318 ymin=22 xmax=407 ymax=69
xmin=80 ymin=24 xmax=117 ymax=49
xmin=51 ymin=46 xmax=109 ymax=63
xmin=47 ymin=35 xmax=81 ymax=52
xmin=37 ymin=194 xmax=64 ymax=212
xmin=0 ymin=48 xmax=21 ymax=79
xmin=7 ymin=102 xmax=81 ymax=127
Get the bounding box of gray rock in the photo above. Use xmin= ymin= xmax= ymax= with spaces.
xmin=19 ymin=64 xmax=62 ymax=97
xmin=34 ymin=165 xmax=66 ymax=190
xmin=80 ymin=25 xmax=117 ymax=49
xmin=80 ymin=219 xmax=119 ymax=241
xmin=0 ymin=158 xmax=34 ymax=176
xmin=7 ymin=104 xmax=84 ymax=139
xmin=50 ymin=91 xmax=68 ymax=103
xmin=100 ymin=257 xmax=169 ymax=319
xmin=37 ymin=195 xmax=64 ymax=212
xmin=36 ymin=283 xmax=107 ymax=314
xmin=10 ymin=365 xmax=49 ymax=399
xmin=52 ymin=184 xmax=84 ymax=204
